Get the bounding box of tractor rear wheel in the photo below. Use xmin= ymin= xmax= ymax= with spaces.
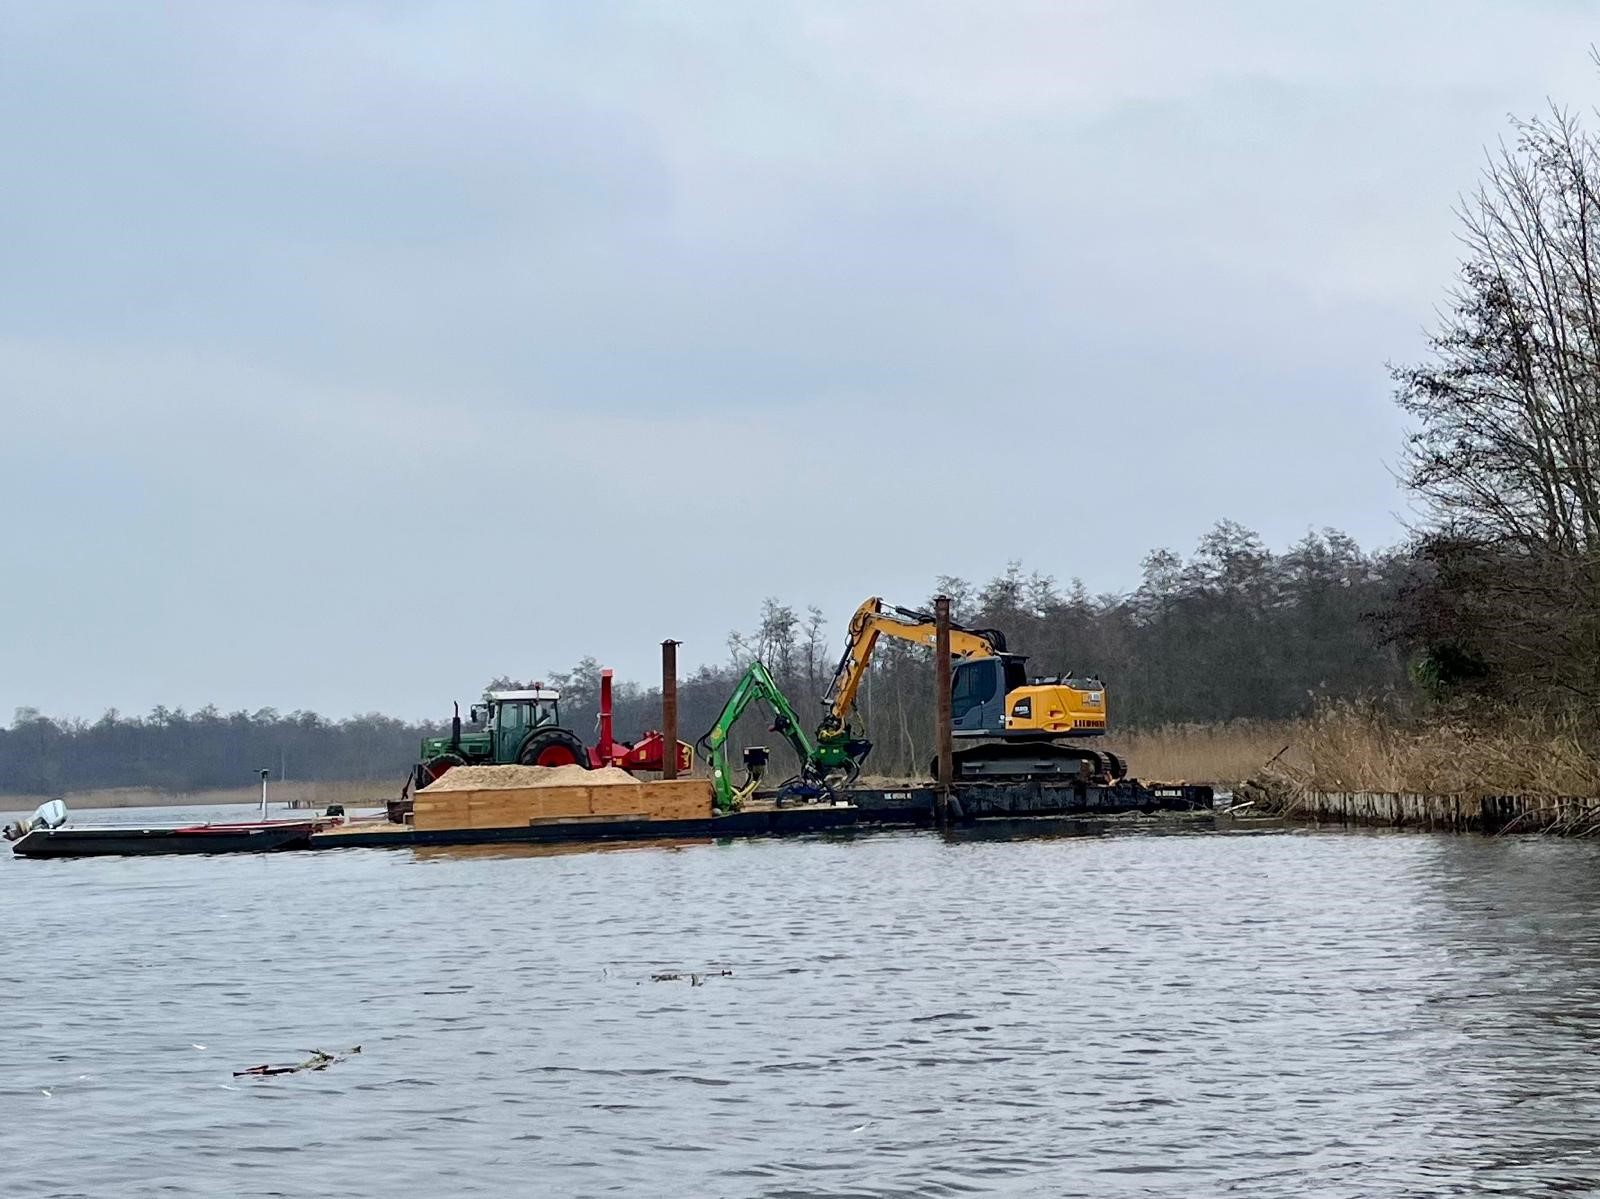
xmin=420 ymin=752 xmax=467 ymax=788
xmin=517 ymin=728 xmax=589 ymax=768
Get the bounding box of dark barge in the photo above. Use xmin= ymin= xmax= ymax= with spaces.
xmin=308 ymin=778 xmax=1214 ymax=852
xmin=6 ymin=779 xmax=1214 ymax=859
xmin=8 ymin=819 xmax=326 ymax=859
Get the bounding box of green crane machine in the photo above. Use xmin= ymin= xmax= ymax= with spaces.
xmin=698 ymin=660 xmax=871 ymax=813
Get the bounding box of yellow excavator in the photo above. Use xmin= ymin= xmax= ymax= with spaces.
xmin=816 ymin=597 xmax=1127 ymax=783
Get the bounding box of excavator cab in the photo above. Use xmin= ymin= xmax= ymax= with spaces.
xmin=950 ymin=656 xmax=1030 ymax=737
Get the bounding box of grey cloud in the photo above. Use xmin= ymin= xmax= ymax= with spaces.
xmin=2 ymin=1 xmax=1592 ymax=717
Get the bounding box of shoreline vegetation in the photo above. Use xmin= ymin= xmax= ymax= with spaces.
xmin=1237 ymin=706 xmax=1600 ymax=818
xmin=9 ymin=710 xmax=1600 ymax=821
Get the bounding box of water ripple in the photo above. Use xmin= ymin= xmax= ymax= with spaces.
xmin=8 ymin=821 xmax=1600 ymax=1195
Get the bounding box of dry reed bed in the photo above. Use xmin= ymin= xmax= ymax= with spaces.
xmin=1276 ymin=703 xmax=1600 ymax=798
xmin=1115 ymin=722 xmax=1297 ymax=786
xmin=1091 ymin=707 xmax=1600 ymax=801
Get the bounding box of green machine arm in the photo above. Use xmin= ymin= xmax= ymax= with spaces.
xmin=697 ymin=661 xmax=826 ymax=813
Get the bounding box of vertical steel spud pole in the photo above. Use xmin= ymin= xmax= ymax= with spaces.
xmin=662 ymin=640 xmax=680 ymax=780
xmin=934 ymin=595 xmax=953 ymax=824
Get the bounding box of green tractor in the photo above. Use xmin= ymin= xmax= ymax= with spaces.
xmin=413 ymin=687 xmax=588 ymax=791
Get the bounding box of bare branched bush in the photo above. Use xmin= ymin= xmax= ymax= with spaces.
xmin=1394 ymin=101 xmax=1600 ymax=710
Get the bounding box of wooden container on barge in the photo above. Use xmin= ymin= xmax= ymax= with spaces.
xmin=410 ymin=778 xmax=714 ymax=831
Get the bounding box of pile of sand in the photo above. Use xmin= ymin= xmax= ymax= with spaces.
xmin=420 ymin=764 xmax=642 ymax=793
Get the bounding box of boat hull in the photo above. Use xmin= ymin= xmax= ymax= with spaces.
xmin=9 ymin=822 xmax=318 ymax=859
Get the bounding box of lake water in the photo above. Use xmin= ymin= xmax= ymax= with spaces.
xmin=6 ymin=814 xmax=1600 ymax=1197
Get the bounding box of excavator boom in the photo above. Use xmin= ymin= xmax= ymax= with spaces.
xmin=821 ymin=598 xmax=1003 ymax=731
xmin=701 ymin=660 xmax=818 ymax=759
xmin=699 ymin=660 xmax=853 ymax=812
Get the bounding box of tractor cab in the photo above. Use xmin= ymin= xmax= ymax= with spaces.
xmin=483 ymin=689 xmax=562 ymax=763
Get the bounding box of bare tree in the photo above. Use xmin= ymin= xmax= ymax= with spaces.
xmin=1395 ymin=102 xmax=1600 ymax=705
xmin=801 ymin=606 xmax=828 ymax=703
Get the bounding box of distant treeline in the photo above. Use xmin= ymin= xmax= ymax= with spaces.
xmin=1 ymin=523 xmax=1412 ymax=794
xmin=0 ymin=708 xmax=440 ymax=797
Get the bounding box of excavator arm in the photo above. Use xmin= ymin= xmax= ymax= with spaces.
xmin=820 ymin=597 xmax=1004 ymax=734
xmin=697 ymin=660 xmax=823 ymax=812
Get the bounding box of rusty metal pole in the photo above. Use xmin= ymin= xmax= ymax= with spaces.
xmin=661 ymin=640 xmax=680 ymax=780
xmin=934 ymin=595 xmax=953 ymax=824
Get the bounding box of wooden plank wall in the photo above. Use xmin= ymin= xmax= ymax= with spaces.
xmin=413 ymin=779 xmax=713 ymax=831
xmin=1298 ymin=790 xmax=1600 ymax=834
xmin=1295 ymin=791 xmax=1477 ymax=831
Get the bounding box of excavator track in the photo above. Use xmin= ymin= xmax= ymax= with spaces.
xmin=945 ymin=740 xmax=1129 ymax=783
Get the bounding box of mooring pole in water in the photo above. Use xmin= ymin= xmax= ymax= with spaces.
xmin=661 ymin=640 xmax=680 ymax=780
xmin=934 ymin=594 xmax=954 ymax=825
xmin=258 ymin=768 xmax=270 ymax=819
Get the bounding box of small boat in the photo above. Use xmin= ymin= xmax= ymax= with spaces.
xmin=8 ymin=819 xmax=329 ymax=859
xmin=4 ymin=800 xmax=336 ymax=859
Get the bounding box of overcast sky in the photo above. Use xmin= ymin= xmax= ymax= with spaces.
xmin=4 ymin=1 xmax=1597 ymax=721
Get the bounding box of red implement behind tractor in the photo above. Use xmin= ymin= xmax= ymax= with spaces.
xmin=587 ymin=669 xmax=693 ymax=773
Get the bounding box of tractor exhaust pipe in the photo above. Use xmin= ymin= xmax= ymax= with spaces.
xmin=451 ymin=702 xmax=462 ymax=751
